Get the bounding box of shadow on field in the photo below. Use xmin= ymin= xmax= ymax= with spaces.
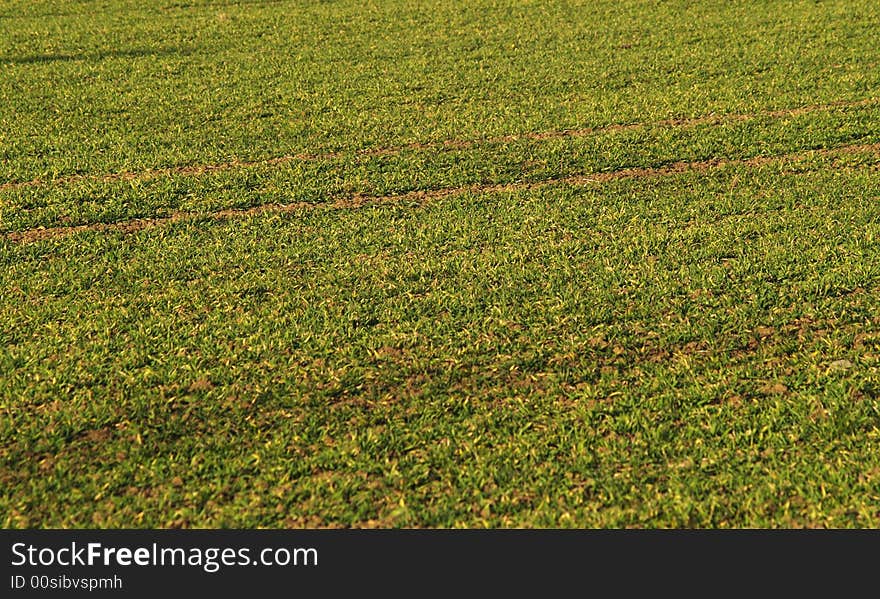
xmin=1 ymin=47 xmax=191 ymax=65
xmin=0 ymin=0 xmax=289 ymax=19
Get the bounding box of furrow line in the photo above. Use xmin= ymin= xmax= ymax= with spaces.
xmin=6 ymin=142 xmax=880 ymax=244
xmin=1 ymin=97 xmax=877 ymax=193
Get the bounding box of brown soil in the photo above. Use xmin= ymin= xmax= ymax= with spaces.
xmin=6 ymin=141 xmax=880 ymax=244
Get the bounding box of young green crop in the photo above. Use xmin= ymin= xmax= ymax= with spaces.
xmin=3 ymin=155 xmax=879 ymax=527
xmin=1 ymin=0 xmax=879 ymax=528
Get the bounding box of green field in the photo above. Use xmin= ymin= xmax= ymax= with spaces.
xmin=2 ymin=0 xmax=879 ymax=528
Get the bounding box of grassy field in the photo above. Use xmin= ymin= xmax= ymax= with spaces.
xmin=2 ymin=0 xmax=879 ymax=527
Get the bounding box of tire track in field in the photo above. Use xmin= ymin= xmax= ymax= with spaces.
xmin=6 ymin=141 xmax=880 ymax=244
xmin=1 ymin=97 xmax=878 ymax=193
